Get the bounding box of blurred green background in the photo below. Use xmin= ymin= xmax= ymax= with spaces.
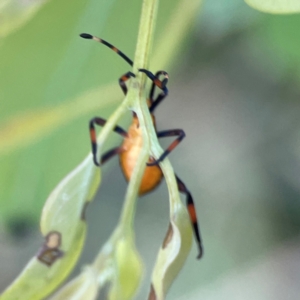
xmin=1 ymin=0 xmax=300 ymax=299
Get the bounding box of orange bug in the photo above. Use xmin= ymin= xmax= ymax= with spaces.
xmin=80 ymin=33 xmax=203 ymax=259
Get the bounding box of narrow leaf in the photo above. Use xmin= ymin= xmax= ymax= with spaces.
xmin=244 ymin=0 xmax=300 ymax=14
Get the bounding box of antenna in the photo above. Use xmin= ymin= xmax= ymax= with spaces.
xmin=80 ymin=33 xmax=133 ymax=66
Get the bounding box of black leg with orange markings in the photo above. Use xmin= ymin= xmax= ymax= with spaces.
xmin=89 ymin=117 xmax=128 ymax=166
xmin=149 ymin=70 xmax=169 ymax=101
xmin=149 ymin=71 xmax=169 ymax=113
xmin=147 ymin=129 xmax=185 ymax=166
xmin=101 ymin=147 xmax=123 ymax=165
xmin=139 ymin=69 xmax=169 ymax=96
xmin=175 ymin=174 xmax=203 ymax=259
xmin=149 ymin=93 xmax=167 ymax=113
xmin=119 ymin=71 xmax=135 ymax=95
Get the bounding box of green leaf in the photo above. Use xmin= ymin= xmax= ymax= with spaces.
xmin=0 ymin=155 xmax=100 ymax=300
xmin=108 ymin=233 xmax=143 ymax=300
xmin=244 ymin=0 xmax=300 ymax=14
xmin=148 ymin=187 xmax=193 ymax=300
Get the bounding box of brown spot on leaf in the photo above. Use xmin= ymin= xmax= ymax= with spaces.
xmin=162 ymin=223 xmax=173 ymax=249
xmin=45 ymin=231 xmax=61 ymax=248
xmin=81 ymin=201 xmax=89 ymax=221
xmin=148 ymin=284 xmax=157 ymax=300
xmin=37 ymin=231 xmax=64 ymax=267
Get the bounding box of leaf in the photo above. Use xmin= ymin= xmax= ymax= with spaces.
xmin=148 ymin=201 xmax=193 ymax=300
xmin=108 ymin=233 xmax=144 ymax=300
xmin=0 ymin=154 xmax=100 ymax=300
xmin=244 ymin=0 xmax=300 ymax=14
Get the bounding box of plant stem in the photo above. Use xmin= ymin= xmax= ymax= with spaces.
xmin=118 ymin=0 xmax=159 ymax=229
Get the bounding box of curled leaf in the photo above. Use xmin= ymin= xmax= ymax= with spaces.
xmin=148 ymin=201 xmax=193 ymax=300
xmin=0 ymin=154 xmax=100 ymax=300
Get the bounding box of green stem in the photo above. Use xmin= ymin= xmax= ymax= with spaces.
xmin=132 ymin=0 xmax=158 ymax=72
xmin=118 ymin=0 xmax=159 ymax=229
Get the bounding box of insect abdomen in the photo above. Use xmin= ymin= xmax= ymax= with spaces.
xmin=119 ymin=150 xmax=163 ymax=195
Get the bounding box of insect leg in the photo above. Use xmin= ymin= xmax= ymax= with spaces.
xmin=149 ymin=71 xmax=169 ymax=112
xmin=90 ymin=117 xmax=128 ymax=166
xmin=100 ymin=147 xmax=124 ymax=165
xmin=149 ymin=71 xmax=169 ymax=100
xmin=139 ymin=69 xmax=169 ymax=97
xmin=175 ymin=174 xmax=203 ymax=259
xmin=149 ymin=92 xmax=167 ymax=113
xmin=147 ymin=129 xmax=185 ymax=166
xmin=119 ymin=71 xmax=135 ymax=95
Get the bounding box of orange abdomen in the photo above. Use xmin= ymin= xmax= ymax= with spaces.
xmin=119 ymin=119 xmax=163 ymax=195
xmin=120 ymin=151 xmax=163 ymax=195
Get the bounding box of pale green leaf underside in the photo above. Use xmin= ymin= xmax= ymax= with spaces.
xmin=0 ymin=155 xmax=100 ymax=300
xmin=245 ymin=0 xmax=300 ymax=14
xmin=148 ymin=161 xmax=193 ymax=300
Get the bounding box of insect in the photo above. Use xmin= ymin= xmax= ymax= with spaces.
xmin=80 ymin=33 xmax=203 ymax=259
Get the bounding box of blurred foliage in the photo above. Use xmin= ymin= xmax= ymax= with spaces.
xmin=0 ymin=0 xmax=49 ymax=38
xmin=0 ymin=0 xmax=195 ymax=231
xmin=200 ymin=0 xmax=300 ymax=82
